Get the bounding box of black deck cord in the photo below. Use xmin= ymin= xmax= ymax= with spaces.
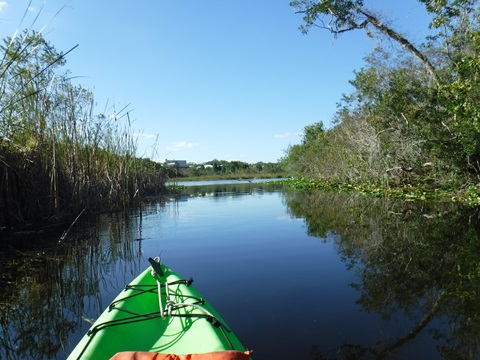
xmin=87 ymin=311 xmax=162 ymax=336
xmin=218 ymin=323 xmax=235 ymax=350
xmin=79 ymin=311 xmax=236 ymax=357
xmin=78 ymin=260 xmax=235 ymax=355
xmin=126 ymin=279 xmax=194 ymax=289
xmin=86 ymin=312 xmax=231 ymax=338
xmin=110 ymin=280 xmax=197 ymax=310
xmin=124 ymin=279 xmax=193 ymax=291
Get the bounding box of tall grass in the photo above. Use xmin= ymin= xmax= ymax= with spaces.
xmin=0 ymin=30 xmax=166 ymax=230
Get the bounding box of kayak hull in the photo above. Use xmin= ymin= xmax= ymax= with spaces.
xmin=68 ymin=261 xmax=247 ymax=359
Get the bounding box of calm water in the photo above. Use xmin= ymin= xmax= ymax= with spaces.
xmin=1 ymin=181 xmax=480 ymax=359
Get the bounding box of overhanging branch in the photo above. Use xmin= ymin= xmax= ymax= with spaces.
xmin=356 ymin=8 xmax=440 ymax=86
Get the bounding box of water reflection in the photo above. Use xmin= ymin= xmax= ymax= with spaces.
xmin=171 ymin=181 xmax=284 ymax=198
xmin=1 ymin=186 xmax=480 ymax=359
xmin=285 ymin=192 xmax=480 ymax=359
xmin=0 ymin=212 xmax=144 ymax=359
xmin=166 ymin=178 xmax=285 ymax=187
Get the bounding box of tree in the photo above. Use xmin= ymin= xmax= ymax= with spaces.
xmin=437 ymin=19 xmax=480 ymax=169
xmin=289 ymin=1 xmax=476 ymax=86
xmin=302 ymin=121 xmax=325 ymax=145
xmin=284 ymin=1 xmax=480 ymax=184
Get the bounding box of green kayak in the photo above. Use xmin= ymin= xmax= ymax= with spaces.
xmin=68 ymin=258 xmax=251 ymax=360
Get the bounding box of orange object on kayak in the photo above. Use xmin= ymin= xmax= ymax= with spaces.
xmin=110 ymin=350 xmax=252 ymax=360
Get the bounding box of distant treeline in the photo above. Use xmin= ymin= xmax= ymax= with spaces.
xmin=0 ymin=31 xmax=167 ymax=231
xmin=166 ymin=159 xmax=284 ymax=180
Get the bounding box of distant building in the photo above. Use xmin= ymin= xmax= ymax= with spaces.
xmin=161 ymin=159 xmax=189 ymax=169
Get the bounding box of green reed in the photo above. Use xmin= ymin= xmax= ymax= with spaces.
xmin=0 ymin=30 xmax=167 ymax=230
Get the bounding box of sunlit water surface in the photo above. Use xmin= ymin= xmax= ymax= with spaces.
xmin=1 ymin=181 xmax=478 ymax=359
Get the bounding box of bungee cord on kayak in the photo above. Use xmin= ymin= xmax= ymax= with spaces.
xmin=150 ymin=257 xmax=231 ymax=332
xmin=83 ymin=257 xmax=234 ymax=349
xmin=68 ymin=257 xmax=251 ymax=359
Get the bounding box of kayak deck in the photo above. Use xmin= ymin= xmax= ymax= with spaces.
xmin=68 ymin=259 xmax=248 ymax=359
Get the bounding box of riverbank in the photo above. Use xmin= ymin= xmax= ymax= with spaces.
xmin=279 ymin=178 xmax=480 ymax=206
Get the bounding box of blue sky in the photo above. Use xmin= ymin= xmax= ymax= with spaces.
xmin=0 ymin=1 xmax=430 ymax=164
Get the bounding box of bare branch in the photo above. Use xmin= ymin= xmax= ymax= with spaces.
xmin=356 ymin=8 xmax=440 ymax=86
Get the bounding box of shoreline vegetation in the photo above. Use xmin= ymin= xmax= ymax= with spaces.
xmin=164 ymin=160 xmax=285 ymax=182
xmin=275 ymin=178 xmax=480 ymax=206
xmin=167 ymin=174 xmax=284 ymax=182
xmin=0 ymin=30 xmax=169 ymax=234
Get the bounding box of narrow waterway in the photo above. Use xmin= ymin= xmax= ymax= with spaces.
xmin=1 ymin=181 xmax=480 ymax=359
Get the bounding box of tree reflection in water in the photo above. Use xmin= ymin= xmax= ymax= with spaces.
xmin=285 ymin=191 xmax=480 ymax=359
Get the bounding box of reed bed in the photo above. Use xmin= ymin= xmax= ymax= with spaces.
xmin=0 ymin=30 xmax=167 ymax=231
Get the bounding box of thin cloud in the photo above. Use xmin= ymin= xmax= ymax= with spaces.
xmin=0 ymin=2 xmax=8 ymax=13
xmin=274 ymin=132 xmax=301 ymax=139
xmin=168 ymin=141 xmax=199 ymax=152
xmin=134 ymin=132 xmax=157 ymax=139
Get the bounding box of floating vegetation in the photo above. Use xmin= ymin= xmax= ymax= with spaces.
xmin=276 ymin=178 xmax=479 ymax=205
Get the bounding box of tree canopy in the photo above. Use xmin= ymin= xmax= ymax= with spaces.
xmin=290 ymin=0 xmax=477 ymax=85
xmin=283 ymin=0 xmax=480 ymax=193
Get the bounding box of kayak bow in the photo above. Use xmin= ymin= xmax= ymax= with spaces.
xmin=68 ymin=258 xmax=250 ymax=359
